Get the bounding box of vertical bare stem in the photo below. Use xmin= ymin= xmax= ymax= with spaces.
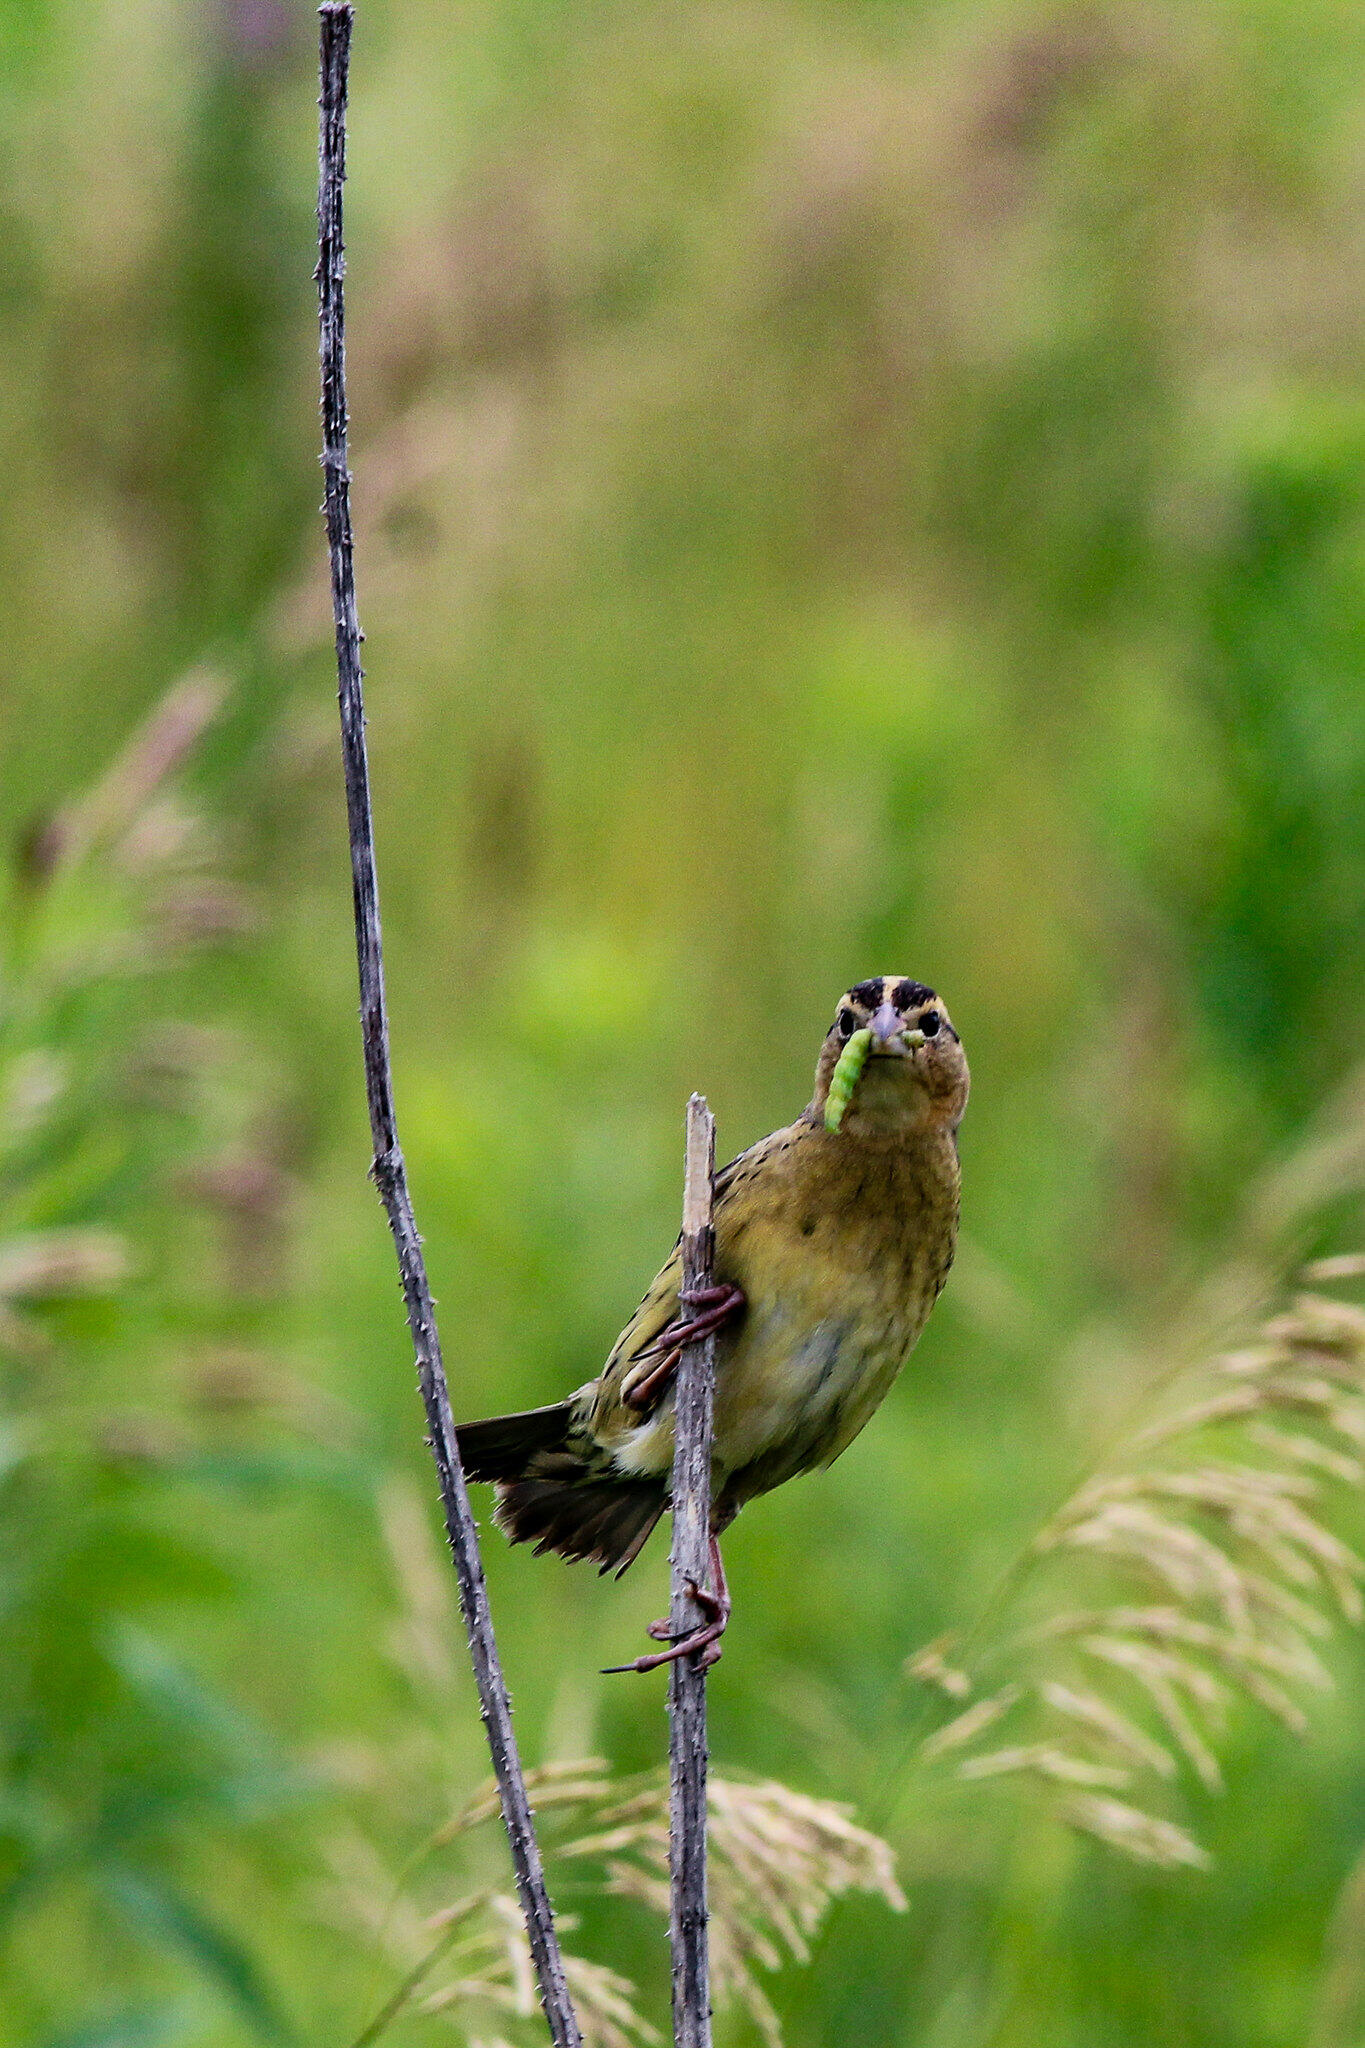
xmin=316 ymin=12 xmax=581 ymax=2046
xmin=669 ymin=1096 xmax=717 ymax=2048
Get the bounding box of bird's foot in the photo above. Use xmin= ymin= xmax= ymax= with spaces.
xmin=603 ymin=1536 xmax=730 ymax=1675
xmin=622 ymin=1284 xmax=746 ymax=1412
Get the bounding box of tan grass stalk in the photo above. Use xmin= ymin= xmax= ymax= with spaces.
xmin=910 ymin=1115 xmax=1365 ymax=1869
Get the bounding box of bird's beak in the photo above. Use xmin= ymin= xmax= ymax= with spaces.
xmin=870 ymin=1001 xmax=905 ymax=1047
xmin=870 ymin=1001 xmax=926 ymax=1053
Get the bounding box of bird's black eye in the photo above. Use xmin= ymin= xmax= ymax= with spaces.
xmin=919 ymin=1011 xmax=941 ymax=1037
xmin=836 ymin=1008 xmax=858 ymax=1038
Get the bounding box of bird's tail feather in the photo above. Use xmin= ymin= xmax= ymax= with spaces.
xmin=496 ymin=1475 xmax=664 ymax=1577
xmin=455 ymin=1400 xmax=665 ymax=1575
xmin=455 ymin=1401 xmax=578 ymax=1482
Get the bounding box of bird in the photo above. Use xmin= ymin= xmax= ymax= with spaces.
xmin=455 ymin=976 xmax=968 ymax=1669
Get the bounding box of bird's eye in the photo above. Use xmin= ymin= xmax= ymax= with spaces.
xmin=836 ymin=1007 xmax=858 ymax=1038
xmin=919 ymin=1011 xmax=941 ymax=1037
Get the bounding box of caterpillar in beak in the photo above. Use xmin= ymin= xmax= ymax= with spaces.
xmin=824 ymin=1027 xmax=873 ymax=1132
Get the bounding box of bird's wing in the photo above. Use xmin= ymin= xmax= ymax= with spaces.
xmin=712 ymin=1119 xmax=807 ymax=1209
xmin=588 ymin=1118 xmax=812 ymax=1435
xmin=586 ymin=1247 xmax=685 ymax=1437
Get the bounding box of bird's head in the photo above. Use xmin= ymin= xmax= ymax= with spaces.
xmin=812 ymin=977 xmax=969 ymax=1136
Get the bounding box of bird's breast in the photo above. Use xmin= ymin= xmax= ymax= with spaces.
xmin=710 ymin=1126 xmax=959 ymax=1491
xmin=607 ymin=1121 xmax=959 ymax=1498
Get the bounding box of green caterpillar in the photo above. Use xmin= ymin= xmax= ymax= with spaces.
xmin=824 ymin=1026 xmax=873 ymax=1133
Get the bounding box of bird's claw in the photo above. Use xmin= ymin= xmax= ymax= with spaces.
xmin=602 ymin=1612 xmax=727 ymax=1676
xmin=622 ymin=1283 xmax=746 ymax=1411
xmin=602 ymin=1542 xmax=731 ymax=1676
xmin=621 ymin=1345 xmax=682 ymax=1414
xmin=680 ymin=1282 xmax=746 ymax=1315
xmin=645 ymin=1575 xmax=724 ymax=1639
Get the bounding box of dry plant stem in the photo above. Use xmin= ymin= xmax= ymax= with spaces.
xmin=669 ymin=1096 xmax=718 ymax=2048
xmin=316 ymin=12 xmax=581 ymax=2047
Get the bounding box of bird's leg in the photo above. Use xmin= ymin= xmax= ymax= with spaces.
xmin=621 ymin=1283 xmax=746 ymax=1412
xmin=603 ymin=1533 xmax=730 ymax=1676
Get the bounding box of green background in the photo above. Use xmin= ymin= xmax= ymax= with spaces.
xmin=4 ymin=0 xmax=1365 ymax=2042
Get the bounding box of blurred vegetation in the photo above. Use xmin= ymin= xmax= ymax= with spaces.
xmin=6 ymin=0 xmax=1365 ymax=2042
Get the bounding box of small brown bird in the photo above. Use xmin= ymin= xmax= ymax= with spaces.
xmin=456 ymin=977 xmax=968 ymax=1667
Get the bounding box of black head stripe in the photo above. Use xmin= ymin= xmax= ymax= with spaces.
xmin=848 ymin=979 xmax=884 ymax=1012
xmin=895 ymin=978 xmax=935 ymax=1012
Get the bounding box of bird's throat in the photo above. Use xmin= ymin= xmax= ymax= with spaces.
xmin=832 ymin=1054 xmax=933 ymax=1140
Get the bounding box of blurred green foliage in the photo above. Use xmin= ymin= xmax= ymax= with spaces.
xmin=5 ymin=0 xmax=1365 ymax=2042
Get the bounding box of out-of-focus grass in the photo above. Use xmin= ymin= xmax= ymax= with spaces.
xmin=5 ymin=1 xmax=1365 ymax=2043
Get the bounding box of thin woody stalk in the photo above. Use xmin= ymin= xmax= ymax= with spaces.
xmin=669 ymin=1096 xmax=718 ymax=2048
xmin=315 ymin=11 xmax=581 ymax=2046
